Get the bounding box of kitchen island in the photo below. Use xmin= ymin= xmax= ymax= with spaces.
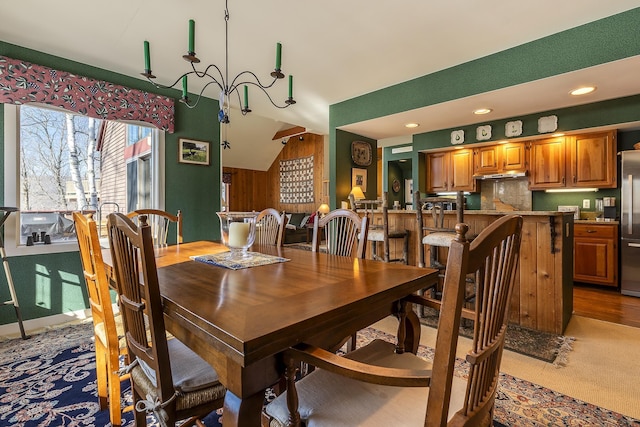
xmin=377 ymin=209 xmax=574 ymax=334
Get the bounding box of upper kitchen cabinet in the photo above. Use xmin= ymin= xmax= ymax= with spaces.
xmin=426 ymin=148 xmax=476 ymax=193
xmin=529 ymin=130 xmax=617 ymax=190
xmin=570 ymin=131 xmax=617 ymax=189
xmin=529 ymin=137 xmax=566 ymax=189
xmin=473 ymin=142 xmax=528 ymax=176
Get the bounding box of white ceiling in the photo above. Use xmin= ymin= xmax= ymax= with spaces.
xmin=2 ymin=1 xmax=640 ymax=170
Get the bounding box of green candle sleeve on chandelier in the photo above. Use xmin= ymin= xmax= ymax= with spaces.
xmin=288 ymin=75 xmax=293 ymax=98
xmin=188 ymin=19 xmax=195 ymax=53
xmin=182 ymin=75 xmax=188 ymax=98
xmin=244 ymin=85 xmax=249 ymax=108
xmin=275 ymin=42 xmax=282 ymax=70
xmin=144 ymin=41 xmax=151 ymax=70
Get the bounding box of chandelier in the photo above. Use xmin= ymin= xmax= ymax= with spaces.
xmin=141 ymin=0 xmax=296 ymax=148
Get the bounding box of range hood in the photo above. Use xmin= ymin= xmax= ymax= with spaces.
xmin=474 ymin=171 xmax=527 ymax=180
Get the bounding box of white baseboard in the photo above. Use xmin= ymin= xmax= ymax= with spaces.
xmin=0 ymin=308 xmax=93 ymax=339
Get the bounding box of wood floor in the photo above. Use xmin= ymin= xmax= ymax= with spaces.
xmin=573 ymin=283 xmax=640 ymax=328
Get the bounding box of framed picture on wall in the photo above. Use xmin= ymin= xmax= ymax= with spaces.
xmin=352 ymin=168 xmax=367 ymax=191
xmin=178 ymin=138 xmax=210 ymax=165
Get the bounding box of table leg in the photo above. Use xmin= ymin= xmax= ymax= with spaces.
xmin=222 ymin=389 xmax=265 ymax=427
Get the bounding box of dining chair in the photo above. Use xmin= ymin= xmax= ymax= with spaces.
xmin=126 ymin=209 xmax=182 ymax=247
xmin=311 ymin=208 xmax=368 ymax=351
xmin=263 ymin=214 xmax=523 ymax=427
xmin=107 ymin=213 xmax=225 ymax=426
xmin=73 ymin=211 xmax=129 ymax=426
xmin=350 ymin=192 xmax=409 ymax=264
xmin=256 ymin=208 xmax=287 ymax=246
xmin=312 ymin=208 xmax=368 ymax=258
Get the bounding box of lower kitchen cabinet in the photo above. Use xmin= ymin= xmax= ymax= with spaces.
xmin=574 ymin=222 xmax=618 ymax=287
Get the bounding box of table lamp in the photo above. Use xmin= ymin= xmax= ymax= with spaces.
xmin=318 ymin=203 xmax=330 ymax=217
xmin=350 ymin=186 xmax=365 ymax=200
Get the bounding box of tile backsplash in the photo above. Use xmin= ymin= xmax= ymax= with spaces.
xmin=480 ymin=178 xmax=532 ymax=211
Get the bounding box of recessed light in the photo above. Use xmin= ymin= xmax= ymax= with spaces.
xmin=473 ymin=108 xmax=492 ymax=115
xmin=570 ymin=86 xmax=596 ymax=96
xmin=405 ymin=123 xmax=419 ymax=128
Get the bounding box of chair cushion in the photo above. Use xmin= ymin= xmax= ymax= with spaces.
xmin=94 ymin=311 xmax=127 ymax=350
xmin=367 ymin=229 xmax=384 ymax=242
xmin=138 ymin=337 xmax=220 ymax=393
xmin=263 ymin=339 xmax=466 ymax=427
xmin=422 ymin=232 xmax=457 ymax=247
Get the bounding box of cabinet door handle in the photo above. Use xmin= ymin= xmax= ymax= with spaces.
xmin=586 ymin=229 xmax=596 ymax=233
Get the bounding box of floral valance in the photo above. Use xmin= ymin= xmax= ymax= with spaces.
xmin=0 ymin=56 xmax=174 ymax=132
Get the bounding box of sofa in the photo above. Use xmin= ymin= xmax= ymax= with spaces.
xmin=283 ymin=212 xmax=314 ymax=244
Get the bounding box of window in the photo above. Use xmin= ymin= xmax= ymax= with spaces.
xmin=3 ymin=104 xmax=165 ymax=254
xmin=127 ymin=125 xmax=152 ymax=145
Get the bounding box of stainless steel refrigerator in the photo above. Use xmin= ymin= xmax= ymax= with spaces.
xmin=621 ymin=150 xmax=640 ymax=297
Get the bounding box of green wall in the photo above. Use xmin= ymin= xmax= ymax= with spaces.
xmin=332 ymin=130 xmax=377 ymax=206
xmin=331 ymin=8 xmax=640 ymax=129
xmin=0 ymin=41 xmax=221 ymax=326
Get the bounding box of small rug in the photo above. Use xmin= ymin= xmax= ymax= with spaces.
xmin=2 ymin=323 xmax=635 ymax=426
xmin=191 ymin=252 xmax=289 ymax=270
xmin=419 ymin=306 xmax=575 ymax=366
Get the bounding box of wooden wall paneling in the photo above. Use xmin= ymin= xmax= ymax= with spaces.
xmin=517 ymin=220 xmax=538 ymax=329
xmin=535 ymin=219 xmax=557 ymax=333
xmin=222 ymin=133 xmax=324 ymax=214
xmin=266 ymin=133 xmax=325 ymax=213
xmin=222 ymin=167 xmax=268 ymax=212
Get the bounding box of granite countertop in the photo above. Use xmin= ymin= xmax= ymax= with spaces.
xmin=574 ymin=219 xmax=619 ymax=225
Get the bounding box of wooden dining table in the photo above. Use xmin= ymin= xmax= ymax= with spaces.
xmin=104 ymin=240 xmax=438 ymax=427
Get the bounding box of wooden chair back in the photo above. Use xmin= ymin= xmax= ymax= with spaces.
xmin=73 ymin=211 xmax=127 ymax=426
xmin=107 ymin=213 xmax=176 ymax=418
xmin=256 ymin=208 xmax=287 ymax=246
xmin=312 ymin=208 xmax=368 ymax=258
xmin=431 ymin=214 xmax=523 ymax=426
xmin=107 ymin=212 xmax=225 ymax=425
xmin=414 ymin=190 xmax=465 ymax=268
xmin=350 ymin=192 xmax=403 ymax=263
xmin=126 ymin=209 xmax=182 ymax=247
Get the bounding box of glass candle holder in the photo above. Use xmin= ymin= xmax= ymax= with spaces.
xmin=216 ymin=211 xmax=258 ymax=258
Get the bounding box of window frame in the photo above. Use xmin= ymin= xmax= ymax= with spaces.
xmin=3 ymin=103 xmax=165 ymax=256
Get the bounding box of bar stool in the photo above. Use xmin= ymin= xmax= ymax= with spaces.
xmin=414 ymin=191 xmax=475 ymax=315
xmin=414 ymin=191 xmax=465 ymax=269
xmin=350 ymin=192 xmax=409 ymax=264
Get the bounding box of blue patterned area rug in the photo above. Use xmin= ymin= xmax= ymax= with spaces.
xmin=0 ymin=323 xmax=638 ymax=426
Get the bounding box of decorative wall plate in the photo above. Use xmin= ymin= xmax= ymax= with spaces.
xmin=392 ymin=179 xmax=401 ymax=193
xmin=505 ymin=120 xmax=523 ymax=137
xmin=538 ymin=115 xmax=558 ymax=133
xmin=476 ymin=125 xmax=492 ymax=141
xmin=450 ymin=130 xmax=464 ymax=145
xmin=351 ymin=140 xmax=372 ymax=166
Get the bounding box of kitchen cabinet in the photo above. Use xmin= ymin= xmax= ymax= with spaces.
xmin=529 ymin=130 xmax=617 ymax=190
xmin=574 ymin=222 xmax=618 ymax=287
xmin=529 ymin=136 xmax=566 ymax=189
xmin=426 ymin=148 xmax=476 ymax=193
xmin=570 ymin=131 xmax=617 ymax=188
xmin=473 ymin=142 xmax=527 ymax=175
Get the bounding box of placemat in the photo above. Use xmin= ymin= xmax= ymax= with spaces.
xmin=191 ymin=252 xmax=290 ymax=270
